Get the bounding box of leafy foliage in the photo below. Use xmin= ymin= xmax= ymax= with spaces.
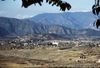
xmin=22 ymin=0 xmax=43 ymax=8
xmin=21 ymin=0 xmax=71 ymax=11
xmin=0 ymin=0 xmax=71 ymax=11
xmin=92 ymin=0 xmax=100 ymax=28
xmin=94 ymin=19 xmax=100 ymax=28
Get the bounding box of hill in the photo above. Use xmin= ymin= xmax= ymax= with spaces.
xmin=28 ymin=12 xmax=96 ymax=29
xmin=0 ymin=12 xmax=100 ymax=38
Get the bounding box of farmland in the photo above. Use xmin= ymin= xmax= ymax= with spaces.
xmin=0 ymin=44 xmax=100 ymax=68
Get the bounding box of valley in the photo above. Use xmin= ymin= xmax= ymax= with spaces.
xmin=0 ymin=36 xmax=100 ymax=68
xmin=0 ymin=12 xmax=100 ymax=67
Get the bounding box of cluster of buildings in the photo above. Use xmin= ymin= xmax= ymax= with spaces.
xmin=0 ymin=35 xmax=100 ymax=50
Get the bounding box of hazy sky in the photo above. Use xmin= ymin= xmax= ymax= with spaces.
xmin=0 ymin=0 xmax=94 ymax=19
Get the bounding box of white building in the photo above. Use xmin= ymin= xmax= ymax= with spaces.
xmin=52 ymin=41 xmax=59 ymax=46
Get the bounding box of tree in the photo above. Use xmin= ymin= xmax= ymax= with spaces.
xmin=21 ymin=0 xmax=71 ymax=11
xmin=92 ymin=0 xmax=100 ymax=28
xmin=1 ymin=0 xmax=100 ymax=28
xmin=1 ymin=0 xmax=71 ymax=11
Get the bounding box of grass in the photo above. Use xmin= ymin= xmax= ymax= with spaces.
xmin=0 ymin=46 xmax=100 ymax=67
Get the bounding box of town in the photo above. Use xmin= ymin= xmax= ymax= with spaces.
xmin=0 ymin=34 xmax=100 ymax=50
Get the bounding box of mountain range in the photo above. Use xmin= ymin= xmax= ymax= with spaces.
xmin=28 ymin=12 xmax=96 ymax=29
xmin=0 ymin=12 xmax=100 ymax=38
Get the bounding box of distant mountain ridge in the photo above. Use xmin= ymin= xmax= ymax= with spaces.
xmin=0 ymin=17 xmax=76 ymax=36
xmin=28 ymin=12 xmax=96 ymax=29
xmin=0 ymin=12 xmax=100 ymax=38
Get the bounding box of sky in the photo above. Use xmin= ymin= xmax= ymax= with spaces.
xmin=0 ymin=0 xmax=94 ymax=19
